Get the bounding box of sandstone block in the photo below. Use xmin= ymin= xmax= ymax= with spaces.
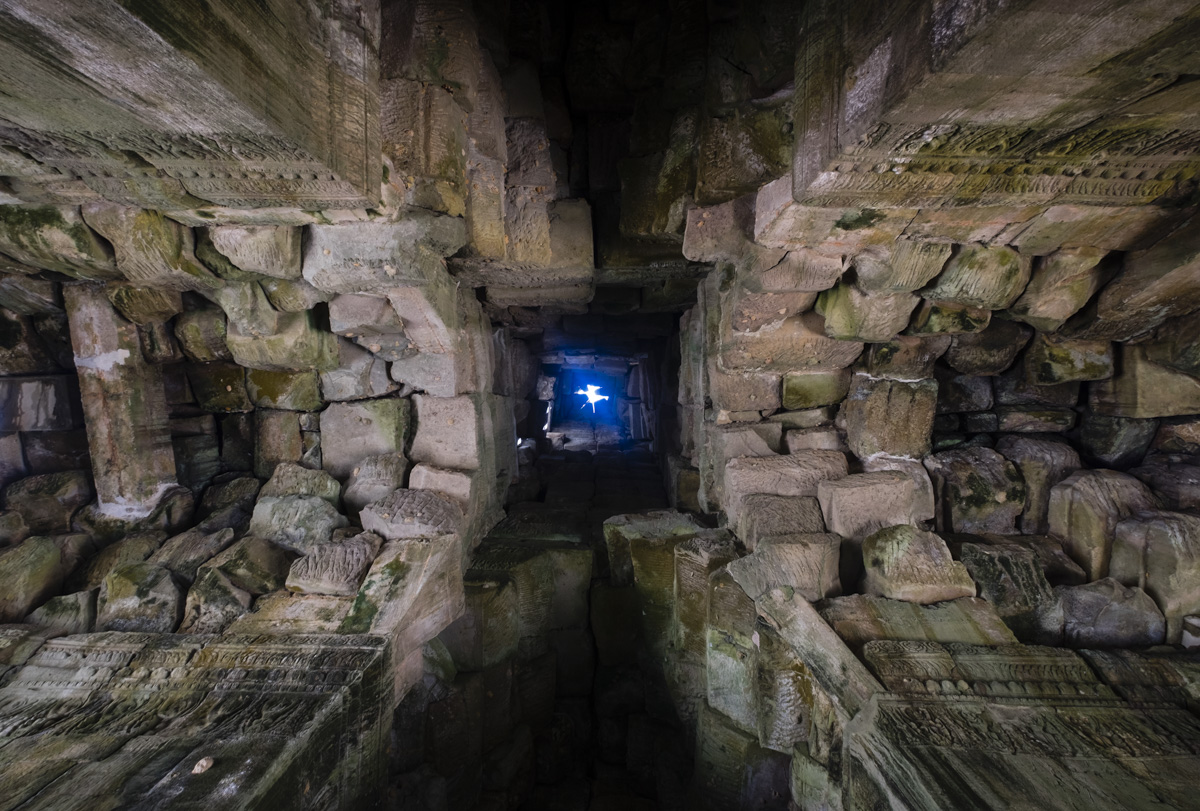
xmin=960 ymin=542 xmax=1063 ymax=645
xmin=736 ymin=495 xmax=825 ymax=551
xmin=201 ymin=535 xmax=291 ymax=595
xmin=727 ymin=534 xmax=842 ymax=602
xmin=410 ymin=393 xmax=488 ymax=471
xmin=25 ymin=588 xmax=96 ymax=635
xmin=861 ymin=455 xmax=937 ymax=525
xmin=781 ymin=369 xmax=850 ymax=411
xmin=178 ymin=567 xmax=252 ymax=634
xmin=286 ymin=532 xmax=382 ymax=596
xmin=1130 ymin=455 xmax=1200 ymax=511
xmin=1007 ymin=246 xmax=1108 ymax=332
xmin=441 ymin=577 xmax=520 ymax=672
xmin=302 ymin=215 xmax=468 ymax=293
xmin=907 ymin=298 xmax=991 ymax=334
xmin=360 ymin=488 xmax=463 ymax=541
xmin=865 ymin=335 xmax=950 ymax=379
xmin=245 ymin=369 xmax=322 ymax=411
xmin=1048 ymin=470 xmax=1159 ymax=581
xmin=921 ymin=243 xmax=1031 ymax=310
xmin=817 ymin=594 xmax=1016 ymax=653
xmin=2 ymin=470 xmax=92 ymax=534
xmin=1025 ymin=334 xmax=1113 ymax=384
xmin=319 ymin=398 xmax=412 ymax=480
xmin=320 ymin=339 xmax=397 ymax=402
xmin=174 ymin=308 xmax=231 ymax=362
xmin=343 ymin=453 xmax=410 ymax=519
xmin=862 ymin=526 xmax=976 ymax=604
xmin=853 ymin=240 xmax=952 ymax=294
xmin=0 ymin=536 xmax=62 ymax=621
xmin=816 ymin=283 xmax=917 ymax=342
xmin=225 ymin=310 xmax=337 ymax=372
xmin=1090 ymin=345 xmax=1200 ymax=419
xmin=817 ymin=471 xmax=923 ymax=543
xmin=207 ymin=225 xmax=301 ymax=279
xmin=147 ymin=526 xmax=236 ymax=584
xmin=943 ymin=319 xmax=1032 ymax=376
xmin=603 ymin=510 xmax=704 ymax=587
xmin=259 ymin=462 xmax=342 ymax=507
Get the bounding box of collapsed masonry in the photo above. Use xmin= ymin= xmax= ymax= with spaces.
xmin=2 ymin=0 xmax=1200 ymax=809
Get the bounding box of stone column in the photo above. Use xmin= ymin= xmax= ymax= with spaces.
xmin=64 ymin=283 xmax=177 ymax=518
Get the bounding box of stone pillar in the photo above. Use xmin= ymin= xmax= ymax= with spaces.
xmin=64 ymin=284 xmax=177 ymax=518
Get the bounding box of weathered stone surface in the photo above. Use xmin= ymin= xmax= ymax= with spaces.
xmin=994 ymin=435 xmax=1080 ymax=535
xmin=861 ymin=455 xmax=937 ymax=525
xmin=781 ymin=369 xmax=850 ymax=411
xmin=302 ymin=215 xmax=468 ymax=294
xmin=441 ymin=577 xmax=520 ymax=672
xmin=728 ymin=534 xmax=842 ymax=602
xmin=1075 ymin=215 xmax=1200 ymax=341
xmin=68 ymin=530 xmax=163 ymax=591
xmin=25 ymin=588 xmax=96 ymax=634
xmin=320 ymin=398 xmax=411 ymax=480
xmin=0 ymin=536 xmax=63 ymax=621
xmin=81 ymin=204 xmax=219 ymax=291
xmin=254 ymin=409 xmax=303 ymax=479
xmin=244 ymin=369 xmax=322 ymax=411
xmin=0 ymin=206 xmax=117 ymax=279
xmin=106 ymin=285 xmax=182 ymax=326
xmin=1144 ymin=309 xmax=1200 ymax=379
xmin=1077 ymin=413 xmax=1159 ymax=468
xmin=225 ymin=310 xmax=337 ymax=372
xmin=723 ymin=451 xmax=847 ymax=528
xmin=933 ymin=366 xmax=993 ymax=414
xmin=208 ymin=225 xmax=301 ymax=279
xmin=818 ymin=595 xmax=1017 ymax=652
xmin=603 ymin=510 xmax=703 ymax=588
xmin=186 ymin=361 xmax=251 ymax=412
xmin=862 ymin=526 xmax=976 ymax=604
xmin=1057 ymin=578 xmax=1166 ymax=648
xmin=736 ymin=494 xmax=825 ymax=551
xmin=719 ymin=312 xmax=863 ymax=373
xmin=360 ymin=488 xmax=463 ymax=541
xmin=960 ymin=542 xmax=1063 ymax=645
xmin=1008 ymin=247 xmax=1109 ymax=332
xmin=1130 ymin=455 xmax=1200 ymax=511
xmin=173 ymin=307 xmax=231 ymax=362
xmin=1025 ymin=334 xmax=1113 ymax=384
xmin=96 ymin=562 xmax=183 ymax=633
xmin=409 ymin=393 xmax=489 ymax=471
xmin=201 ymin=535 xmax=291 ymax=596
xmin=853 ymin=240 xmax=952 ymax=294
xmin=921 ymin=244 xmax=1031 ymax=310
xmin=178 ymin=567 xmax=251 ymax=634
xmin=943 ymin=320 xmax=1032 ymax=376
xmin=341 ymin=534 xmax=463 ymax=641
xmin=784 ymin=426 xmax=844 ymax=453
xmin=147 ymin=526 xmax=236 ymax=584
xmin=342 ymin=453 xmax=409 ymax=519
xmin=841 ymin=373 xmax=937 ymax=459
xmin=1111 ymin=511 xmax=1200 ymax=644
xmin=1048 ymin=470 xmax=1159 ymax=581
xmin=817 ymin=283 xmax=917 ymax=342
xmin=817 ymin=471 xmax=922 ymax=542
xmin=249 ymin=495 xmax=348 ymax=556
xmin=286 ymin=532 xmax=382 ymax=596
xmin=994 ymin=363 xmax=1080 ymax=408
xmin=698 ymin=422 xmax=782 ymax=513
xmin=0 ymin=509 xmax=29 ymax=546
xmin=2 ymin=470 xmax=92 ymax=534
xmin=1090 ymin=346 xmax=1200 ymax=419
xmin=260 ymin=462 xmax=341 ymax=507
xmin=864 ymin=335 xmax=951 ymax=379
xmin=907 ymin=299 xmax=991 ymax=334
xmin=1153 ymin=419 xmax=1200 ymax=454
xmin=924 ymin=447 xmax=1026 ymax=535
xmin=260 ymin=277 xmax=331 ymax=312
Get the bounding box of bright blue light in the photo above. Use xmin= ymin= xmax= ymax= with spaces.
xmin=575 ymin=384 xmax=609 ymax=412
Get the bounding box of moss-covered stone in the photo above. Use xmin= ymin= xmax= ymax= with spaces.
xmin=245 ymin=369 xmax=323 ymax=411
xmin=782 ymin=369 xmax=851 ymax=410
xmin=185 ymin=361 xmax=252 ymax=413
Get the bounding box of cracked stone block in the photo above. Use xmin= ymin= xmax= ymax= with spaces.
xmin=207 ymin=225 xmax=301 ymax=279
xmin=1057 ymin=578 xmax=1165 ymax=648
xmin=736 ymin=494 xmax=825 ymax=551
xmin=178 ymin=567 xmax=251 ymax=634
xmin=1007 ymin=246 xmax=1109 ymax=332
xmin=817 ymin=471 xmax=922 ymax=541
xmin=921 ymin=243 xmax=1031 ymax=310
xmin=200 ymin=535 xmax=291 ymax=596
xmin=723 ymin=451 xmax=847 ymax=529
xmin=994 ymin=435 xmax=1080 ymax=535
xmin=727 ymin=533 xmax=842 ymax=602
xmin=1111 ymin=511 xmax=1200 ymax=644
xmin=286 ymin=532 xmax=382 ymax=597
xmin=259 ymin=463 xmax=342 ymax=507
xmin=817 ymin=594 xmax=1016 ymax=653
xmin=147 ymin=526 xmax=236 ymax=584
xmin=841 ymin=373 xmax=937 ymax=459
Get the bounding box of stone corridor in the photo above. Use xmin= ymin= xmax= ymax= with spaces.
xmin=2 ymin=0 xmax=1200 ymax=809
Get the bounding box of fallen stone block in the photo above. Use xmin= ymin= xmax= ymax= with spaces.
xmin=24 ymin=588 xmax=96 ymax=635
xmin=723 ymin=451 xmax=847 ymax=528
xmin=942 ymin=319 xmax=1032 ymax=376
xmin=286 ymin=532 xmax=382 ymax=597
xmin=1057 ymin=578 xmax=1165 ymax=648
xmin=249 ymin=495 xmax=348 ymax=555
xmin=862 ymin=525 xmax=976 ymax=604
xmin=1048 ymin=469 xmax=1159 ymax=580
xmin=200 ymin=535 xmax=292 ymax=595
xmin=259 ymin=462 xmax=342 ymax=507
xmin=603 ymin=510 xmax=704 ymax=588
xmin=2 ymin=470 xmax=92 ymax=534
xmin=0 ymin=536 xmax=63 ymax=622
xmin=178 ymin=567 xmax=252 ymax=634
xmin=96 ymin=562 xmax=183 ymax=633
xmin=147 ymin=526 xmax=236 ymax=584
xmin=727 ymin=534 xmax=842 ymax=602
xmin=674 ymin=531 xmax=739 ymax=659
xmin=994 ymin=435 xmax=1080 ymax=535
xmin=736 ymin=494 xmax=824 ymax=551
xmin=342 ymin=453 xmax=410 ymax=519
xmin=817 ymin=594 xmax=1017 ymax=653
xmin=920 ymin=243 xmax=1031 ymax=310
